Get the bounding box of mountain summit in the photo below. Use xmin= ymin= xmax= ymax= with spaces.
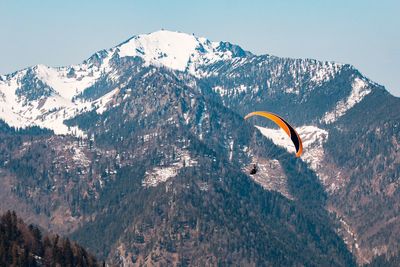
xmin=115 ymin=30 xmax=251 ymax=72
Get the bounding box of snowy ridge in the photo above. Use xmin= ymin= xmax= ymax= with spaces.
xmin=117 ymin=30 xmax=244 ymax=74
xmin=280 ymin=59 xmax=343 ymax=93
xmin=321 ymin=77 xmax=372 ymax=124
xmin=308 ymin=60 xmax=343 ymax=85
xmin=0 ymin=50 xmax=118 ymax=135
xmin=211 ymin=57 xmax=344 ymax=99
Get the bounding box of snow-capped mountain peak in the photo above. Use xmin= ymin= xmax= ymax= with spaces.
xmin=115 ymin=30 xmax=250 ymax=73
xmin=117 ymin=30 xmax=200 ymax=71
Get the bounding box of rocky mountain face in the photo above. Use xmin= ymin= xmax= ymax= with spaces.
xmin=0 ymin=30 xmax=398 ymax=265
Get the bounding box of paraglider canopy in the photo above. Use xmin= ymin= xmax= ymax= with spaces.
xmin=244 ymin=111 xmax=303 ymax=157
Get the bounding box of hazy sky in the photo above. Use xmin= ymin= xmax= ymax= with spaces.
xmin=1 ymin=0 xmax=399 ymax=96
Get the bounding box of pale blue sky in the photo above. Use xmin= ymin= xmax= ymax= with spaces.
xmin=1 ymin=0 xmax=399 ymax=96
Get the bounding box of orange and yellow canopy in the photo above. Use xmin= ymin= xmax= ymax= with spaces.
xmin=244 ymin=111 xmax=303 ymax=157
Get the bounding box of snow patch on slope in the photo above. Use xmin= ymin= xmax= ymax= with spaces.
xmin=33 ymin=64 xmax=101 ymax=99
xmin=322 ymin=78 xmax=371 ymax=124
xmin=256 ymin=125 xmax=328 ymax=179
xmin=142 ymin=149 xmax=197 ymax=187
xmin=212 ymin=86 xmax=228 ymax=97
xmin=95 ymin=88 xmax=120 ymax=114
xmin=309 ymin=61 xmax=342 ymax=85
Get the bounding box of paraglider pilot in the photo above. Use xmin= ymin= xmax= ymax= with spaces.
xmin=250 ymin=164 xmax=257 ymax=175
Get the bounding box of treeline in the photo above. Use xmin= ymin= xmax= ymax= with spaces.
xmin=0 ymin=210 xmax=101 ymax=267
xmin=0 ymin=119 xmax=53 ymax=136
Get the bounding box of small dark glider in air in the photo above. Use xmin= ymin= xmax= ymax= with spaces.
xmin=244 ymin=111 xmax=303 ymax=158
xmin=249 ymin=164 xmax=257 ymax=175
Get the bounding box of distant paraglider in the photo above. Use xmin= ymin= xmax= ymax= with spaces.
xmin=244 ymin=111 xmax=303 ymax=158
xmin=249 ymin=164 xmax=258 ymax=175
